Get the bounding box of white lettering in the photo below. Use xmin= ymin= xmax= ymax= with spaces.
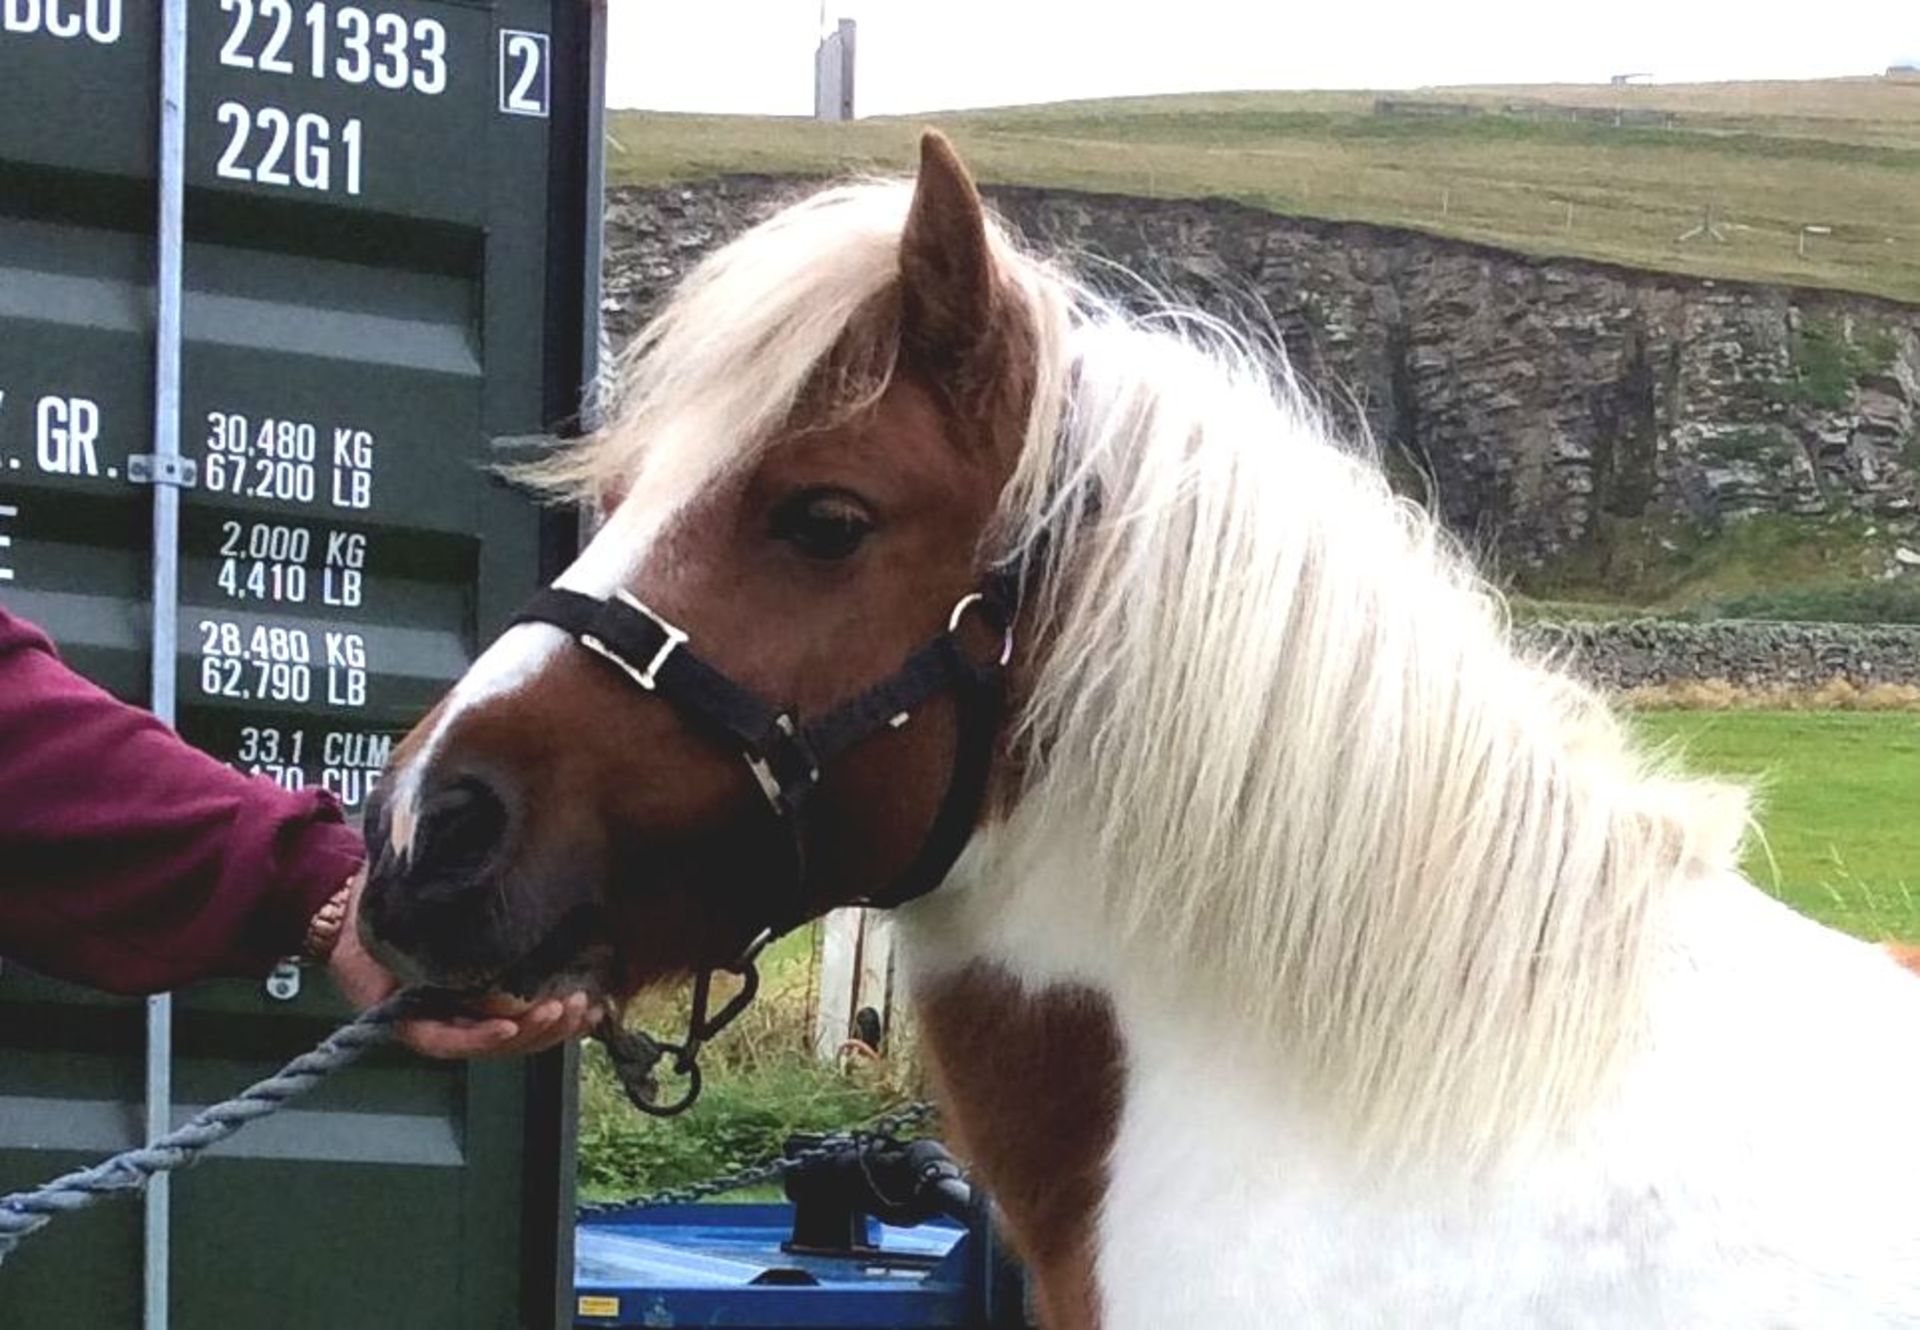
xmin=330 ymin=427 xmax=372 ymax=469
xmin=323 ymin=530 xmax=366 ymax=568
xmin=35 ymin=395 xmax=100 ymax=476
xmin=322 ymin=765 xmax=378 ymax=808
xmin=323 ymin=630 xmax=365 ymax=669
xmin=281 ymin=4 xmax=446 ymax=96
xmin=498 ymin=30 xmax=549 ymax=118
xmin=213 ymin=100 xmax=362 ymax=198
xmin=329 ymin=468 xmax=369 ymax=509
xmin=322 ymin=730 xmax=390 ymax=768
xmin=320 ymin=566 xmax=362 ymax=607
xmin=44 ymin=0 xmax=79 ymax=37
xmin=326 ymin=666 xmax=367 ymax=708
xmin=4 ymin=0 xmax=127 ymax=42
xmin=293 ymin=111 xmax=330 ymax=189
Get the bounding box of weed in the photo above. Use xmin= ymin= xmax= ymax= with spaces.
xmin=1771 ymin=318 xmax=1882 ymax=409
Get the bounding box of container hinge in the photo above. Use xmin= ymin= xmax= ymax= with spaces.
xmin=128 ymin=454 xmax=199 ymax=488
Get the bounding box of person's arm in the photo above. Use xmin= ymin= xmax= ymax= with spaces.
xmin=0 ymin=605 xmax=600 ymax=1054
xmin=0 ymin=606 xmax=361 ymax=992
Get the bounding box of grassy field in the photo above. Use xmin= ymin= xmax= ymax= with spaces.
xmin=608 ymin=75 xmax=1920 ymax=301
xmin=1632 ymin=710 xmax=1920 ymax=939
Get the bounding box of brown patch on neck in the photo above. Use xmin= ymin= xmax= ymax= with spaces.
xmin=915 ymin=965 xmax=1123 ymax=1330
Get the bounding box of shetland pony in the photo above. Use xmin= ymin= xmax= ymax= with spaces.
xmin=359 ymin=134 xmax=1920 ymax=1327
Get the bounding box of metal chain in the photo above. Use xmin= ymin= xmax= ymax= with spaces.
xmin=578 ymin=1097 xmax=941 ymax=1216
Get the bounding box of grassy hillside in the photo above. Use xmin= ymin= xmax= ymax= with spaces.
xmin=607 ymin=76 xmax=1920 ymax=302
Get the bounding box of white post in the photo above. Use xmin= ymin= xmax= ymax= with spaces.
xmin=813 ymin=909 xmax=896 ymax=1060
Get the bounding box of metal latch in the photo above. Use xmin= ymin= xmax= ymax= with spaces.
xmin=127 ymin=454 xmax=199 ymax=488
xmin=264 ymin=960 xmax=302 ymax=1002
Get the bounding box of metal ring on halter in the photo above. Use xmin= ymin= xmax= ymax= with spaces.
xmin=946 ymin=592 xmax=1015 ymax=667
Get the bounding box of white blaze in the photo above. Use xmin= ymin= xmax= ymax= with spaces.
xmin=385 ymin=502 xmax=662 ymax=859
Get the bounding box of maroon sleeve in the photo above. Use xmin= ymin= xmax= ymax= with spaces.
xmin=0 ymin=605 xmax=364 ymax=994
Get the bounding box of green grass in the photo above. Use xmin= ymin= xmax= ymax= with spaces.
xmin=1697 ymin=582 xmax=1920 ymax=625
xmin=1632 ymin=710 xmax=1920 ymax=939
xmin=609 ymin=75 xmax=1920 ymax=302
xmin=576 ymin=922 xmax=926 ymax=1203
xmin=576 ymin=1042 xmax=907 ymax=1203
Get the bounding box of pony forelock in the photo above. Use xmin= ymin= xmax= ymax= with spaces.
xmin=533 ymin=174 xmax=1751 ymax=1171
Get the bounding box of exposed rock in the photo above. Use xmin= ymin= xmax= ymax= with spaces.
xmin=604 ymin=179 xmax=1920 ymax=567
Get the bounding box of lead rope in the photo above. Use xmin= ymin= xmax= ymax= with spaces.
xmin=0 ymin=988 xmax=631 ymax=1269
xmin=0 ymin=993 xmax=910 ymax=1265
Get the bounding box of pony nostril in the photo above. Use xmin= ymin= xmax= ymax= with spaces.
xmin=411 ymin=775 xmax=511 ymax=887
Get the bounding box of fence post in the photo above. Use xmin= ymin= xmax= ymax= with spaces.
xmin=814 ymin=909 xmax=897 ymax=1060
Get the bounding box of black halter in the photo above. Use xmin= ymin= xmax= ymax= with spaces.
xmin=510 ymin=570 xmax=1018 ymax=1114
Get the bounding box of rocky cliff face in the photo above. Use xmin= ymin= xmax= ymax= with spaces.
xmin=603 ymin=179 xmax=1920 ymax=569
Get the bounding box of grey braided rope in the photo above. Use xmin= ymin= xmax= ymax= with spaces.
xmin=0 ymin=993 xmax=410 ymax=1269
xmin=0 ymin=987 xmax=941 ymax=1263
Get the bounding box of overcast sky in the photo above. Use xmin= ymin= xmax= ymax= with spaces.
xmin=603 ymin=1 xmax=1915 ymax=116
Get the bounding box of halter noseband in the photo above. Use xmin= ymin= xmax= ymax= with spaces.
xmin=509 ymin=570 xmax=1019 ymax=1115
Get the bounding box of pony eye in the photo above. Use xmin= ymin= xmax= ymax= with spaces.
xmin=770 ymin=488 xmax=876 ymax=561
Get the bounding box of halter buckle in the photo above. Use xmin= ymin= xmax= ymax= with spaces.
xmin=580 ymin=590 xmax=688 ymax=691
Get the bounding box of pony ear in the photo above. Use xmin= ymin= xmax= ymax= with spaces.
xmin=898 ymin=131 xmax=995 ymax=369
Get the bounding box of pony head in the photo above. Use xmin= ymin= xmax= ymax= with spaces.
xmin=358 ymin=134 xmax=1065 ymax=1000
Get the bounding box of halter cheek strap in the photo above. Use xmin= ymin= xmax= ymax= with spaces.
xmin=508 ymin=574 xmax=1018 ymax=1114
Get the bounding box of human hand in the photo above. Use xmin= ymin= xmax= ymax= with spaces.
xmin=326 ymin=872 xmax=604 ymax=1058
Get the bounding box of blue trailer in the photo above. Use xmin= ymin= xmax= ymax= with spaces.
xmin=570 ymin=1134 xmax=1032 ymax=1329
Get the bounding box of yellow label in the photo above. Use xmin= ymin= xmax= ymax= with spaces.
xmin=576 ymin=1295 xmax=621 ymax=1317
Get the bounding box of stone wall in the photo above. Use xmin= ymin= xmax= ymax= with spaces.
xmin=605 ymin=178 xmax=1920 ymax=570
xmin=1523 ymin=619 xmax=1920 ymax=689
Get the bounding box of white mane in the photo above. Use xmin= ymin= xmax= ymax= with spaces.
xmin=547 ymin=177 xmax=1751 ymax=1169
